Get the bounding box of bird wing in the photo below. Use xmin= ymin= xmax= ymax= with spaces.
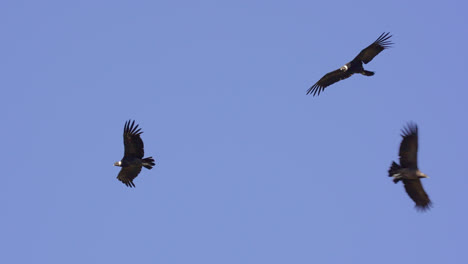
xmin=117 ymin=165 xmax=142 ymax=188
xmin=123 ymin=120 xmax=145 ymax=159
xmin=354 ymin=32 xmax=393 ymax=64
xmin=306 ymin=68 xmax=353 ymax=96
xmin=399 ymin=122 xmax=418 ymax=169
xmin=402 ymin=179 xmax=432 ymax=211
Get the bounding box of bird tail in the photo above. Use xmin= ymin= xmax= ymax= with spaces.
xmin=388 ymin=161 xmax=401 ymax=183
xmin=142 ymin=157 xmax=155 ymax=170
xmin=362 ymin=70 xmax=374 ymax=76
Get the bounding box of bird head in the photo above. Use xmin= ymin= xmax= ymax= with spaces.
xmin=417 ymin=171 xmax=429 ymax=178
xmin=114 ymin=161 xmax=122 ymax=167
xmin=340 ymin=65 xmax=349 ymax=71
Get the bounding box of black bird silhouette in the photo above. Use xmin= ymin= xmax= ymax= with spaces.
xmin=114 ymin=120 xmax=155 ymax=187
xmin=307 ymin=32 xmax=393 ymax=96
xmin=388 ymin=123 xmax=432 ymax=211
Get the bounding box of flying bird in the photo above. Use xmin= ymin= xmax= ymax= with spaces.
xmin=114 ymin=120 xmax=155 ymax=187
xmin=388 ymin=123 xmax=431 ymax=211
xmin=307 ymin=32 xmax=393 ymax=96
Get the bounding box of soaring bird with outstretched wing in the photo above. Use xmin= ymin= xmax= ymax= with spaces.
xmin=388 ymin=123 xmax=432 ymax=211
xmin=114 ymin=120 xmax=155 ymax=187
xmin=307 ymin=32 xmax=393 ymax=96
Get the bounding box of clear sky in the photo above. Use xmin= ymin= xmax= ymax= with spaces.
xmin=2 ymin=0 xmax=468 ymax=263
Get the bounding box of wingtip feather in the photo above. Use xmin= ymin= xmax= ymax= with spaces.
xmin=401 ymin=122 xmax=418 ymax=137
xmin=306 ymin=84 xmax=323 ymax=96
xmin=124 ymin=119 xmax=143 ymax=136
xmin=375 ymin=32 xmax=393 ymax=49
xmin=415 ymin=201 xmax=432 ymax=212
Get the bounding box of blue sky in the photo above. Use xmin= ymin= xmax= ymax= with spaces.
xmin=2 ymin=0 xmax=468 ymax=263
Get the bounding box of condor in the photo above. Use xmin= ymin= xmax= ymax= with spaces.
xmin=114 ymin=120 xmax=155 ymax=187
xmin=388 ymin=123 xmax=432 ymax=211
xmin=307 ymin=32 xmax=393 ymax=96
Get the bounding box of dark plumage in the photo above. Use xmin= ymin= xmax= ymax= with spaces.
xmin=307 ymin=32 xmax=393 ymax=96
xmin=114 ymin=120 xmax=155 ymax=187
xmin=388 ymin=123 xmax=431 ymax=211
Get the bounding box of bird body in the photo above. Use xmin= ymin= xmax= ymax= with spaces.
xmin=114 ymin=156 xmax=154 ymax=169
xmin=389 ymin=162 xmax=427 ymax=182
xmin=340 ymin=61 xmax=374 ymax=76
xmin=307 ymin=32 xmax=392 ymax=96
xmin=114 ymin=120 xmax=155 ymax=187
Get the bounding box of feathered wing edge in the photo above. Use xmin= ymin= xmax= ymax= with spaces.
xmin=399 ymin=122 xmax=419 ymax=169
xmin=374 ymin=32 xmax=393 ymax=49
xmin=306 ymin=83 xmax=324 ymax=96
xmin=125 ymin=120 xmax=143 ymax=137
xmin=306 ymin=69 xmax=353 ymax=96
xmin=403 ymin=179 xmax=432 ymax=211
xmin=357 ymin=32 xmax=393 ymax=64
xmin=117 ymin=166 xmax=142 ymax=188
xmin=123 ymin=180 xmax=136 ymax=188
xmin=401 ymin=122 xmax=418 ymax=138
